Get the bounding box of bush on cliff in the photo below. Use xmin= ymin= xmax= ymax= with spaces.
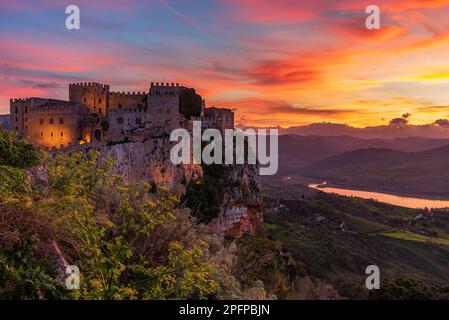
xmin=0 ymin=129 xmax=40 ymax=168
xmin=0 ymin=143 xmax=269 ymax=299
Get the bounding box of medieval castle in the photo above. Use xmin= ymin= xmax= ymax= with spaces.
xmin=9 ymin=82 xmax=234 ymax=149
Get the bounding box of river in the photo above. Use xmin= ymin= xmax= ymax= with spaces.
xmin=308 ymin=182 xmax=449 ymax=209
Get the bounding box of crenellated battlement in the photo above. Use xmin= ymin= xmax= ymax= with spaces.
xmin=110 ymin=91 xmax=146 ymax=96
xmin=150 ymin=82 xmax=180 ymax=87
xmin=69 ymin=82 xmax=110 ymax=89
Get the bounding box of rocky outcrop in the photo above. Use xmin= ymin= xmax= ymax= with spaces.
xmin=208 ymin=164 xmax=263 ymax=238
xmin=54 ymin=133 xmax=263 ymax=239
xmin=100 ymin=137 xmax=203 ymax=191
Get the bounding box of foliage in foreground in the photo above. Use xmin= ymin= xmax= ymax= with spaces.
xmin=0 ymin=140 xmax=265 ymax=299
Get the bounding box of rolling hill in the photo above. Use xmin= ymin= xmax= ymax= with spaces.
xmin=300 ymin=144 xmax=449 ymax=198
xmin=275 ymin=134 xmax=449 ymax=175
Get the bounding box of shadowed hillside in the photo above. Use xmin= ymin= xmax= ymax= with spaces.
xmin=301 ymin=144 xmax=449 ymax=198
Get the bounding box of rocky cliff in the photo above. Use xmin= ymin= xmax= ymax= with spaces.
xmin=98 ymin=136 xmax=263 ymax=238
xmin=208 ymin=164 xmax=263 ymax=238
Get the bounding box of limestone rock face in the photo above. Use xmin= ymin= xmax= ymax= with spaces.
xmin=208 ymin=164 xmax=263 ymax=238
xmin=100 ymin=137 xmax=203 ymax=188
xmin=84 ymin=137 xmax=263 ymax=238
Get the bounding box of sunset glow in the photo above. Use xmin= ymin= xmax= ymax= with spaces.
xmin=2 ymin=0 xmax=449 ymax=127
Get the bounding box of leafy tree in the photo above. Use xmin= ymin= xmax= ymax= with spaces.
xmin=0 ymin=129 xmax=40 ymax=168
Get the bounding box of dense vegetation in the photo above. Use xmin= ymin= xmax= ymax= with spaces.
xmin=0 ymin=129 xmax=269 ymax=299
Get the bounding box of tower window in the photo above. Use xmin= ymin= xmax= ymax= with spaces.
xmin=84 ymin=98 xmax=86 ymax=103
xmin=40 ymin=119 xmax=44 ymax=125
xmin=15 ymin=107 xmax=18 ymax=114
xmin=59 ymin=117 xmax=64 ymax=124
xmin=51 ymin=132 xmax=53 ymax=138
xmin=50 ymin=118 xmax=54 ymax=124
xmin=99 ymin=98 xmax=102 ymax=104
xmin=61 ymin=132 xmax=64 ymax=138
xmin=25 ymin=106 xmax=28 ymax=113
xmin=118 ymin=103 xmax=122 ymax=109
xmin=15 ymin=117 xmax=18 ymax=122
xmin=40 ymin=132 xmax=43 ymax=138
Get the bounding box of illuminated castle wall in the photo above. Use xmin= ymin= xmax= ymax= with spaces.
xmin=10 ymin=82 xmax=234 ymax=149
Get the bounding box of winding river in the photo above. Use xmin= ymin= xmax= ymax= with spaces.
xmin=308 ymin=182 xmax=449 ymax=209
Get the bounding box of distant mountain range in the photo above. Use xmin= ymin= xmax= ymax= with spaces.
xmin=276 ymin=134 xmax=449 ymax=175
xmin=277 ymin=122 xmax=449 ymax=139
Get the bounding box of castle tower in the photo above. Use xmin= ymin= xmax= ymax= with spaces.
xmin=147 ymin=82 xmax=182 ymax=128
xmin=69 ymin=82 xmax=110 ymax=116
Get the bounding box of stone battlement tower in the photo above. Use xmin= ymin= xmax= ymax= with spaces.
xmin=69 ymin=82 xmax=110 ymax=116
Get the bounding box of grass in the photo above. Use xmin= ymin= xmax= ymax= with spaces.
xmin=262 ymin=192 xmax=449 ymax=297
xmin=378 ymin=231 xmax=449 ymax=246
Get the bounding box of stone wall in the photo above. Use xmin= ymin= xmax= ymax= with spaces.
xmin=147 ymin=82 xmax=182 ymax=129
xmin=69 ymin=82 xmax=109 ymax=116
xmin=10 ymin=98 xmax=92 ymax=148
xmin=109 ymin=91 xmax=147 ymax=111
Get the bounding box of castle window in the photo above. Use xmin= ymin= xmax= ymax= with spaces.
xmin=25 ymin=117 xmax=28 ymax=122
xmin=25 ymin=126 xmax=27 ymax=130
xmin=99 ymin=98 xmax=102 ymax=104
xmin=59 ymin=117 xmax=64 ymax=124
xmin=61 ymin=132 xmax=64 ymax=138
xmin=25 ymin=106 xmax=28 ymax=113
xmin=136 ymin=118 xmax=141 ymax=125
xmin=99 ymin=108 xmax=102 ymax=114
xmin=84 ymin=98 xmax=86 ymax=103
xmin=117 ymin=117 xmax=123 ymax=124
xmin=50 ymin=118 xmax=54 ymax=124
xmin=40 ymin=119 xmax=44 ymax=125
xmin=156 ymin=91 xmax=161 ymax=96
xmin=118 ymin=103 xmax=122 ymax=109
xmin=40 ymin=132 xmax=43 ymax=138
xmin=137 ymin=104 xmax=142 ymax=108
xmin=15 ymin=127 xmax=18 ymax=130
xmin=51 ymin=132 xmax=53 ymax=138
xmin=15 ymin=117 xmax=18 ymax=122
xmin=15 ymin=107 xmax=18 ymax=114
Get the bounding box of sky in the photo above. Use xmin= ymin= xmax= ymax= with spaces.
xmin=2 ymin=0 xmax=449 ymax=128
